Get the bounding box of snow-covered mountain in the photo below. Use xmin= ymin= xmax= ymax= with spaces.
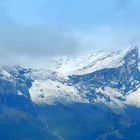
xmin=0 ymin=46 xmax=140 ymax=111
xmin=1 ymin=46 xmax=140 ymax=140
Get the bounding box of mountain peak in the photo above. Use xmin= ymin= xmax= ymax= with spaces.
xmin=124 ymin=46 xmax=139 ymax=69
xmin=127 ymin=45 xmax=139 ymax=54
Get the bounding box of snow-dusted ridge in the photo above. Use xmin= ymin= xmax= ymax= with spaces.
xmin=27 ymin=46 xmax=140 ymax=110
xmin=0 ymin=46 xmax=140 ymax=111
xmin=54 ymin=46 xmax=137 ymax=76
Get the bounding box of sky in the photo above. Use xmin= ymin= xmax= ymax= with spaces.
xmin=0 ymin=0 xmax=140 ymax=67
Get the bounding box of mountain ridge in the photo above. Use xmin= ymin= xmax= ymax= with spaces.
xmin=0 ymin=46 xmax=139 ymax=111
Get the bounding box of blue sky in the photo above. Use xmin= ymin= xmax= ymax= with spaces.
xmin=0 ymin=0 xmax=140 ymax=67
xmin=4 ymin=0 xmax=140 ymax=29
xmin=4 ymin=0 xmax=140 ymax=27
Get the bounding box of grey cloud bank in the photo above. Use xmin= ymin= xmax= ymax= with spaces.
xmin=0 ymin=24 xmax=78 ymax=57
xmin=0 ymin=23 xmax=137 ymax=67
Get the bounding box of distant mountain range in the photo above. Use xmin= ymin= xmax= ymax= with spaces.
xmin=0 ymin=46 xmax=140 ymax=140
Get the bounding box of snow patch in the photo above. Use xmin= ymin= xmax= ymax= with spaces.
xmin=29 ymin=80 xmax=89 ymax=105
